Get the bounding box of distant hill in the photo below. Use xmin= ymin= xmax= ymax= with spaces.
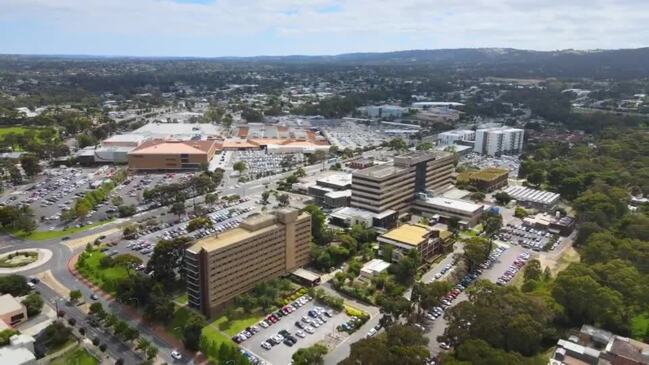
xmin=3 ymin=47 xmax=649 ymax=78
xmin=234 ymin=47 xmax=649 ymax=78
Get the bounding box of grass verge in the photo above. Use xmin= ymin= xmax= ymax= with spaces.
xmin=50 ymin=346 xmax=98 ymax=365
xmin=7 ymin=219 xmax=114 ymax=241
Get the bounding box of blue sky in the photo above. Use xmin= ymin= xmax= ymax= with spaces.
xmin=1 ymin=0 xmax=648 ymax=57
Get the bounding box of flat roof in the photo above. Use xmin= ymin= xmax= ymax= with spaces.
xmin=129 ymin=140 xmax=216 ymax=155
xmin=361 ymin=258 xmax=391 ymax=273
xmin=188 ymin=211 xmax=308 ymax=253
xmin=504 ymin=186 xmax=560 ymax=205
xmin=0 ymin=347 xmax=36 ymax=364
xmin=330 ymin=207 xmax=376 ymax=220
xmin=325 ymin=190 xmax=351 ymax=199
xmin=103 ymin=133 xmax=147 ymax=143
xmin=317 ymin=173 xmax=352 ymax=187
xmin=380 ymin=224 xmax=430 ymax=247
xmin=0 ymin=294 xmax=24 ymax=314
xmin=353 ymin=163 xmax=406 ymax=179
xmin=421 ymin=196 xmax=484 ymax=213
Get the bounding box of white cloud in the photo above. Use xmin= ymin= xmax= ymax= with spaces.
xmin=1 ymin=0 xmax=649 ymax=55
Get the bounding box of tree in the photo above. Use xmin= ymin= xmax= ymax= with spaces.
xmin=122 ymin=224 xmax=138 ymax=239
xmin=146 ymin=237 xmax=191 ymax=289
xmin=387 ymin=138 xmax=408 ymax=151
xmin=204 ymin=193 xmax=218 ymax=206
xmin=514 ymin=207 xmax=528 ymax=218
xmin=462 ymin=237 xmax=492 ymax=272
xmin=8 ymin=165 xmax=22 ymax=184
xmin=19 ymin=154 xmax=41 ymax=177
xmin=278 ymin=193 xmax=290 ymax=207
xmin=76 ymin=134 xmax=97 ymax=148
xmin=233 ymin=161 xmax=247 ymax=174
xmin=182 ymin=314 xmax=206 ymax=351
xmin=494 ymin=192 xmax=512 ymax=206
xmin=416 ymin=142 xmax=433 ymax=151
xmin=389 ymin=250 xmax=420 ymax=285
xmin=339 ymin=325 xmax=429 ymax=365
xmin=42 ymin=321 xmax=73 ymax=349
xmin=447 ymin=216 xmax=461 ymax=235
xmin=89 ymin=302 xmax=105 ymax=318
xmin=146 ymin=345 xmax=158 ymax=360
xmin=21 ymin=293 xmax=43 ymax=317
xmin=0 ymin=275 xmax=30 ymax=296
xmin=523 ymin=259 xmax=542 ymax=282
xmin=469 ymin=191 xmax=486 ymax=202
xmin=261 ymin=190 xmax=270 ymax=205
xmin=292 ymin=343 xmax=328 ymax=365
xmin=187 ymin=216 xmax=213 ymax=232
xmin=308 ymin=150 xmax=326 ymax=165
xmin=481 ymin=211 xmax=503 ymax=237
xmin=412 ymin=281 xmax=453 ymax=313
xmin=169 ymin=201 xmax=186 ymax=217
xmin=241 ymin=108 xmax=263 ymax=123
xmin=378 ymin=293 xmax=413 ymax=324
xmin=117 ymin=204 xmax=136 ymax=217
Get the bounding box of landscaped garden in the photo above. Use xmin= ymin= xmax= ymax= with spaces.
xmin=75 ymin=249 xmax=129 ymax=293
xmin=50 ymin=346 xmax=98 ymax=365
xmin=0 ymin=251 xmax=38 ymax=268
xmin=10 ymin=220 xmax=114 ymax=241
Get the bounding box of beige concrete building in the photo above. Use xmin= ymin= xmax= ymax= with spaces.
xmin=128 ymin=139 xmax=220 ymax=171
xmin=0 ymin=294 xmax=27 ymax=327
xmin=351 ymin=151 xmax=455 ymax=213
xmin=377 ymin=223 xmax=445 ymax=260
xmin=185 ymin=209 xmax=311 ymax=317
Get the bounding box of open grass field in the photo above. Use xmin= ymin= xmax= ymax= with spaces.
xmin=50 ymin=346 xmax=98 ymax=365
xmin=8 ymin=220 xmax=114 ymax=241
xmin=210 ymin=308 xmax=264 ymax=337
xmin=76 ymin=250 xmax=129 ymax=293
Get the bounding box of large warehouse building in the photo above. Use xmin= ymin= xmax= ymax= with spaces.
xmin=127 ymin=139 xmax=220 ymax=171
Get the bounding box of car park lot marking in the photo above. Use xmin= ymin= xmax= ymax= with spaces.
xmin=239 ymin=299 xmax=352 ymax=365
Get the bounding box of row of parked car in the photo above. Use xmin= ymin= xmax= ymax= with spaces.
xmin=499 ymin=224 xmax=553 ymax=251
xmin=262 ymin=305 xmax=333 ymax=350
xmin=497 ymin=252 xmax=530 ymax=285
xmin=232 ymin=295 xmax=313 ymax=345
xmin=479 ymin=246 xmax=507 ymax=270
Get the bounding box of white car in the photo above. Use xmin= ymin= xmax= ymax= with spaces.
xmin=261 ymin=342 xmax=272 ymax=350
xmin=295 ymin=330 xmax=306 ymax=338
xmin=171 ymin=350 xmax=182 ymax=360
xmin=304 ymin=326 xmax=315 ymax=334
xmin=366 ymin=328 xmax=377 ymax=337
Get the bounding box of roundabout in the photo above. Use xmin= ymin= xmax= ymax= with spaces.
xmin=0 ymin=248 xmax=52 ymax=274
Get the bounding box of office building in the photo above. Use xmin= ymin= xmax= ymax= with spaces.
xmin=377 ymin=223 xmax=443 ymax=260
xmin=0 ymin=294 xmax=27 ymax=327
xmin=307 ymin=173 xmax=352 ymax=208
xmin=357 ymin=105 xmax=406 ymax=119
xmin=413 ymin=195 xmax=485 ymax=228
xmin=474 ymin=127 xmax=524 ymax=156
xmin=457 ymin=167 xmax=509 ymax=192
xmin=437 ymin=129 xmax=476 ymax=146
xmin=359 ymin=259 xmax=391 ymax=281
xmin=351 ymin=151 xmax=455 ymax=213
xmin=328 ymin=207 xmax=398 ymax=230
xmin=128 ymin=139 xmax=220 ymax=171
xmin=185 ymin=209 xmax=311 ymax=317
xmin=0 ymin=334 xmax=36 ymax=365
xmin=550 ymin=325 xmax=649 ymax=365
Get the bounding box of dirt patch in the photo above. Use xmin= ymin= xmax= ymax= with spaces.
xmin=63 ymin=228 xmax=120 ymax=250
xmin=539 ymin=245 xmax=580 ymax=276
xmin=37 ymin=270 xmax=70 ymax=297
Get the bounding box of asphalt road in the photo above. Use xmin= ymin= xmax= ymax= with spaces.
xmin=35 ymin=282 xmax=144 ymax=365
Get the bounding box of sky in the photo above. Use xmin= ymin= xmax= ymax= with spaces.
xmin=1 ymin=0 xmax=648 ymax=57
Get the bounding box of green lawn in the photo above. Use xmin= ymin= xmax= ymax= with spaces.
xmin=50 ymin=346 xmax=98 ymax=365
xmin=168 ymin=306 xmax=194 ymax=339
xmin=631 ymin=312 xmax=649 ymax=340
xmin=201 ymin=325 xmax=232 ymax=358
xmin=0 ymin=126 xmax=31 ymax=137
xmin=209 ymin=308 xmax=264 ymax=336
xmin=8 ymin=220 xmax=114 ymax=241
xmin=174 ymin=293 xmax=189 ymax=305
xmin=76 ymin=250 xmax=129 ymax=293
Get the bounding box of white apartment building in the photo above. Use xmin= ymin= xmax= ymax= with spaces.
xmin=437 ymin=129 xmax=475 ymax=145
xmin=473 ymin=127 xmax=524 ymax=156
xmin=357 ymin=105 xmax=406 ymax=119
